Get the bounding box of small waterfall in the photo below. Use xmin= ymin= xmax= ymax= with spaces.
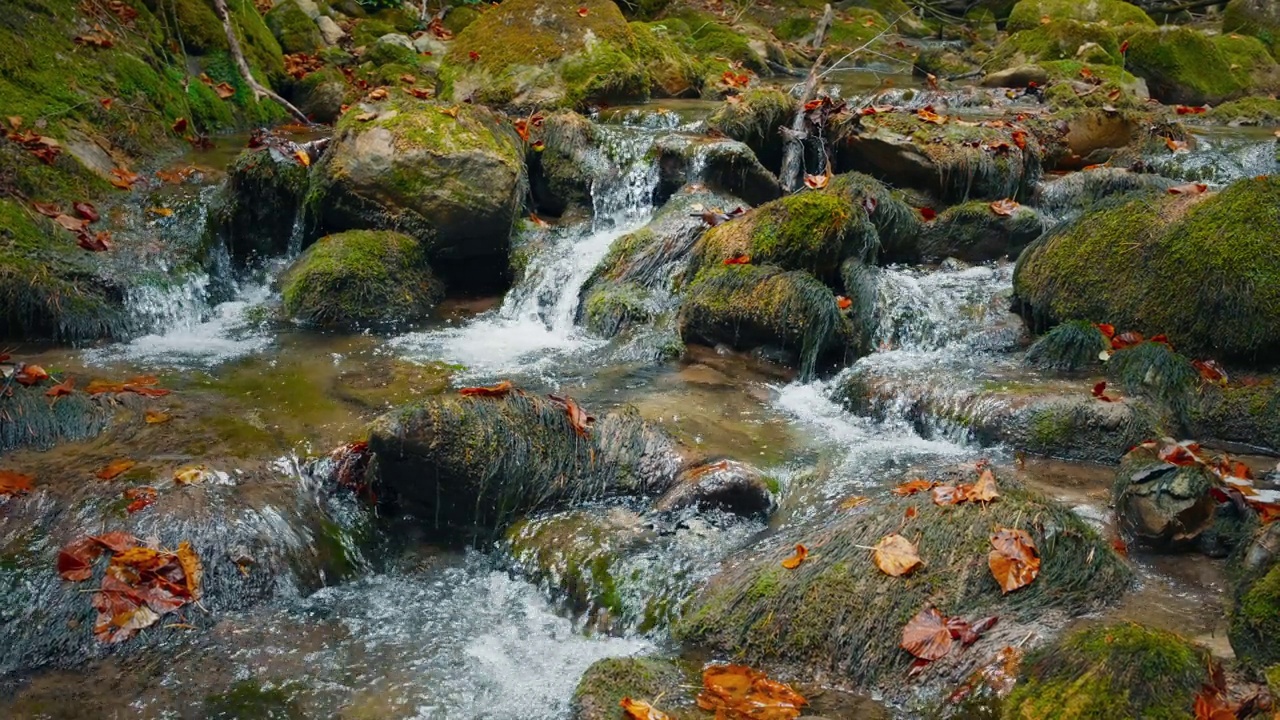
xmin=393 ymin=124 xmax=662 ymax=380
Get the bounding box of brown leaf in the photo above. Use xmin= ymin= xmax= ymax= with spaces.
xmin=96 ymin=458 xmax=136 ymax=481
xmin=45 ymin=376 xmax=75 ymax=398
xmin=840 ymin=495 xmax=870 ymax=510
xmin=213 ymin=82 xmax=235 ymax=99
xmin=176 ymin=541 xmax=202 ymax=600
xmin=73 ymin=202 xmax=99 ymax=222
xmin=173 ymin=466 xmax=210 ymax=485
xmin=354 ymin=112 xmax=378 ymax=122
xmin=124 ymin=486 xmax=157 ymax=514
xmin=781 ymin=543 xmax=808 ymax=569
xmin=57 ymin=537 xmax=103 ymax=581
xmin=901 ymin=605 xmax=953 ymax=661
xmin=92 ymin=531 xmax=140 ymax=554
xmin=458 ymin=380 xmax=514 ymax=398
xmin=916 ymin=108 xmax=947 ymax=125
xmin=54 ymin=214 xmax=88 ymax=233
xmin=366 ymin=87 xmax=389 ymax=101
xmin=15 ymin=364 xmax=49 ymax=386
xmin=0 ymin=469 xmax=35 ymax=498
xmin=439 ymin=105 xmax=460 ymax=118
xmin=171 ymin=117 xmax=188 ymax=134
xmin=145 ymin=409 xmax=170 ymax=424
xmin=548 ymin=393 xmax=595 ymax=437
xmin=966 ymin=469 xmax=999 ymax=503
xmin=32 ymin=201 xmax=62 ymax=217
xmin=893 ymin=479 xmax=937 ymax=496
xmin=989 ymin=198 xmax=1020 ymax=217
xmin=988 ymin=527 xmax=1040 ymax=593
xmin=931 ymin=484 xmax=965 ymax=505
xmin=696 ymin=664 xmax=807 ymax=719
xmin=873 ymin=533 xmax=923 ymax=577
xmin=620 ymin=697 xmax=671 ymax=720
xmin=1168 ymin=182 xmax=1208 ymax=195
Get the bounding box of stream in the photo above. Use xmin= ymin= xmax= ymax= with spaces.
xmin=0 ymin=84 xmax=1270 ymax=718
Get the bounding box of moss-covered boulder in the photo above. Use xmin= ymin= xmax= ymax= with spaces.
xmin=315 ymin=99 xmax=524 ymax=266
xmin=826 ymin=172 xmax=923 ymax=263
xmin=1006 ymin=0 xmax=1155 ymax=32
xmin=920 ymin=200 xmax=1044 ymax=263
xmin=1031 ymin=167 xmax=1177 ymax=217
xmin=366 ymin=393 xmax=680 ymax=540
xmin=1003 ymin=623 xmax=1212 ymax=719
xmin=990 ymin=20 xmax=1123 ymax=69
xmin=216 ymin=149 xmax=310 ymax=266
xmin=1224 ymin=0 xmax=1280 ymax=59
xmin=438 ymin=0 xmax=650 ymax=109
xmin=279 ymin=230 xmax=442 ymax=328
xmin=531 ymin=111 xmax=596 ymax=217
xmin=1112 ymin=444 xmax=1218 ymax=550
xmin=707 ymin=88 xmax=796 ymax=174
xmin=1230 ymin=523 xmax=1280 ymax=669
xmin=1187 ymin=379 xmax=1280 ymax=455
xmin=629 ymin=21 xmax=711 ymax=99
xmin=1123 ymin=26 xmax=1252 ymax=105
xmin=674 ymin=479 xmax=1131 ymax=694
xmin=1013 ymin=176 xmax=1280 ymax=360
xmin=572 ymin=657 xmax=694 ymax=720
xmin=678 ymin=264 xmax=852 ymax=379
xmin=833 ymin=109 xmax=1044 ymax=203
xmin=655 ymin=135 xmax=780 ymax=208
xmin=653 ymin=459 xmax=775 ymax=517
xmin=265 ymin=0 xmax=324 ymax=54
xmin=292 ymin=67 xmax=348 ymax=124
xmin=0 ymin=381 xmax=121 ymax=454
xmin=1209 ymin=96 xmax=1280 ymax=125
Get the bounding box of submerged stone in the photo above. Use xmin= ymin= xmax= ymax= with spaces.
xmin=653 ymin=459 xmax=776 ymax=517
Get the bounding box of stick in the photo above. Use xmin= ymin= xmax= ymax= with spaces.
xmin=818 ymin=12 xmax=912 ymax=80
xmin=211 ymin=0 xmax=310 ymax=124
xmin=811 ymin=4 xmax=834 ymax=51
xmin=779 ymin=51 xmax=826 ymax=193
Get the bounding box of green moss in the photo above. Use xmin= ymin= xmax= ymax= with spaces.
xmin=1005 ymin=623 xmax=1210 ymax=719
xmin=1224 ymin=0 xmax=1280 ymax=59
xmin=205 ymin=680 xmax=301 ymax=719
xmin=280 ymin=230 xmax=443 ymax=328
xmin=265 ymin=0 xmax=323 ymax=54
xmin=1006 ymin=0 xmax=1155 ymax=32
xmin=560 ymin=41 xmax=649 ymax=107
xmin=1025 ymin=320 xmax=1107 ymax=371
xmin=707 ymin=88 xmax=795 ymax=171
xmin=1187 ymin=380 xmax=1280 ymax=454
xmin=774 ymin=16 xmax=816 ymax=42
xmin=693 ymin=192 xmax=859 ymax=280
xmin=992 ymin=21 xmax=1122 ymax=68
xmin=1210 ymin=96 xmax=1280 ymax=124
xmin=349 ymin=18 xmax=397 ymax=45
xmin=921 ymin=199 xmax=1043 ymax=262
xmin=442 ymin=6 xmax=479 ymax=34
xmin=1014 ymin=176 xmax=1280 ymax=359
xmin=669 ymin=10 xmax=765 ymax=72
xmin=364 ymin=38 xmax=418 ymax=67
xmin=827 ymin=11 xmax=890 ymax=49
xmin=1124 ymin=26 xmax=1248 ymax=105
xmin=573 ymin=658 xmax=693 ymax=720
xmin=1105 ymin=341 xmax=1197 ymax=417
xmin=1232 ymin=559 xmax=1280 ymax=669
xmin=581 ymin=281 xmax=653 ymax=337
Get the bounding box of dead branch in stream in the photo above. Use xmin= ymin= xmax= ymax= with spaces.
xmin=211 ymin=0 xmax=309 ymax=124
xmin=779 ymin=50 xmax=827 ymax=193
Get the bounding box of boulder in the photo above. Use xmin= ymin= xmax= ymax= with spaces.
xmin=1224 ymin=0 xmax=1280 ymax=59
xmin=366 ymin=392 xmax=681 ymax=540
xmin=920 ymin=200 xmax=1044 ymax=263
xmin=1123 ymin=26 xmax=1255 ymax=106
xmin=1112 ymin=444 xmax=1218 ymax=550
xmin=674 ymin=478 xmax=1130 ymax=696
xmin=531 ymin=111 xmax=599 ymax=217
xmin=315 ymin=99 xmax=524 ymax=266
xmin=572 ymin=658 xmax=694 ymax=720
xmin=1230 ymin=523 xmax=1280 ymax=669
xmin=1013 ymin=176 xmax=1280 ymax=360
xmin=653 ymin=459 xmax=775 ymax=517
xmin=707 ymin=88 xmax=796 ymax=174
xmin=1209 ymin=96 xmax=1280 ymax=126
xmin=292 ymin=68 xmax=348 ymax=124
xmin=316 ymin=16 xmax=346 ymax=46
xmin=279 ymin=230 xmax=443 ymax=328
xmin=1004 ymin=623 xmax=1213 ymax=718
xmin=1006 ymin=0 xmax=1155 ymax=33
xmin=655 ymin=134 xmax=781 ymax=207
xmin=990 ymin=20 xmax=1123 ymax=68
xmin=215 ymin=148 xmax=310 ymax=266
xmin=1187 ymin=380 xmax=1280 ymax=455
xmin=264 ymin=0 xmax=324 ymax=54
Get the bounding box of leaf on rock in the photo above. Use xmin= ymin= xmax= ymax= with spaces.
xmin=803 ymin=173 xmax=829 ymax=189
xmin=781 ymin=543 xmax=808 ymax=569
xmin=177 ymin=541 xmax=202 ymax=599
xmin=620 ymin=698 xmax=670 ymax=720
xmin=723 ymin=253 xmax=751 ymax=265
xmin=1092 ymin=380 xmax=1116 ymax=402
xmin=92 ymin=531 xmax=140 ymax=554
xmin=873 ymin=533 xmax=922 ymax=577
xmin=836 ymin=295 xmax=852 ymax=310
xmin=919 ymin=207 xmax=936 ymax=221
xmin=96 ymin=458 xmax=136 ymax=480
xmin=15 ymin=364 xmax=49 ymax=386
xmin=916 ymin=108 xmax=947 ymax=125
xmin=213 ymin=81 xmax=236 ymax=99
xmin=1193 ymin=359 xmax=1228 ymax=385
xmin=1169 ymin=182 xmax=1209 ymax=195
xmin=73 ymin=202 xmax=99 ymax=222
xmin=45 ymin=377 xmax=75 ymax=398
xmin=57 ymin=537 xmax=103 ymax=581
xmin=173 ymin=466 xmax=210 ymax=485
xmin=989 ymin=198 xmax=1019 ymax=217
xmin=931 ymin=484 xmax=965 ymax=506
xmin=988 ymin=527 xmax=1040 ymax=593
xmin=0 ymin=469 xmax=34 ymax=498
xmin=145 ymin=409 xmax=170 ymax=424
xmin=54 ymin=214 xmax=88 ymax=233
xmin=548 ymin=394 xmax=595 ymax=437
xmin=840 ymin=495 xmax=870 ymax=510
xmin=893 ymin=479 xmax=937 ymax=496
xmin=901 ymin=606 xmax=953 ymax=661
xmin=696 ymin=664 xmax=807 ymax=719
xmin=458 ymin=380 xmax=514 ymax=398
xmin=124 ymin=487 xmax=157 ymax=514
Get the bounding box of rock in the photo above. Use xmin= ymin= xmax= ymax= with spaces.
xmin=376 ymin=32 xmax=415 ymax=52
xmin=438 ymin=0 xmax=653 ymax=109
xmin=674 ymin=478 xmax=1130 ymax=697
xmin=630 ymin=21 xmax=707 ymax=99
xmin=1187 ymin=380 xmax=1280 ymax=455
xmin=827 ymin=172 xmax=923 ymax=263
xmin=1224 ymin=0 xmax=1280 ymax=59
xmin=990 ymin=19 xmax=1123 ymax=69
xmin=654 ymin=459 xmax=776 ymax=517
xmin=316 ymin=15 xmax=346 ymax=46
xmin=572 ymin=657 xmax=691 ymax=720
xmin=264 ymin=0 xmax=324 ymax=54
xmin=315 ymin=99 xmax=524 ymax=269
xmin=1004 ymin=623 xmax=1213 ymax=718
xmin=1112 ymin=444 xmax=1217 ymax=550
xmin=1230 ymin=523 xmax=1280 ymax=669
xmin=0 ymin=382 xmax=122 ymax=454
xmin=707 ymin=88 xmax=795 ymax=174
xmin=280 ymin=230 xmax=443 ymax=328
xmin=981 ymin=65 xmax=1051 ymax=88
xmin=293 ymin=68 xmax=347 ymax=124
xmin=1123 ymin=26 xmax=1257 ymax=106
xmin=290 ymin=0 xmax=321 ymax=19
xmin=1013 ymin=175 xmax=1280 ymax=360
xmin=366 ymin=393 xmax=680 ymax=540
xmin=1006 ymin=0 xmax=1155 ymax=32
xmin=920 ymin=200 xmax=1044 ymax=263
xmin=832 ymin=109 xmax=1044 ymax=203
xmin=1209 ymin=96 xmax=1280 ymax=126
xmin=214 ymin=148 xmax=310 ymax=267
xmin=1031 ymin=167 xmax=1176 ymax=218
xmin=655 ymin=134 xmax=780 ymax=207
xmin=412 ymin=34 xmax=448 ymax=56
xmin=678 ymin=264 xmax=853 ymax=380
xmin=530 ymin=111 xmax=599 ymax=217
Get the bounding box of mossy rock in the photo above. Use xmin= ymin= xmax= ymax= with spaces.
xmin=1003 ymin=623 xmax=1211 ymax=719
xmin=315 ymin=98 xmax=523 ymax=265
xmin=1224 ymin=0 xmax=1280 ymax=60
xmin=675 ymin=479 xmax=1131 ymax=693
xmin=530 ymin=110 xmax=596 ymax=216
xmin=920 ymin=200 xmax=1044 ymax=263
xmin=1006 ymin=0 xmax=1155 ymax=33
xmin=265 ymin=0 xmax=324 ymax=54
xmin=1214 ymin=33 xmax=1280 ymax=95
xmin=990 ymin=20 xmax=1122 ymax=69
xmin=1014 ymin=176 xmax=1280 ymax=360
xmin=629 ymin=21 xmax=706 ymax=99
xmin=667 ymin=10 xmax=767 ymax=74
xmin=678 ymin=264 xmax=854 ymax=380
xmin=1031 ymin=167 xmax=1177 ymax=217
xmin=204 ymin=680 xmax=302 ymax=720
xmin=280 ymin=230 xmax=443 ymax=328
xmin=438 ymin=0 xmax=649 ymax=109
xmin=826 ymin=172 xmax=923 ymax=263
xmin=293 ymin=67 xmax=349 ymax=124
xmin=1187 ymin=379 xmax=1280 ymax=455
xmin=654 ymin=134 xmax=781 ymax=207
xmin=1123 ymin=26 xmax=1250 ymax=106
xmin=833 ymin=110 xmax=1044 ymax=203
xmin=1112 ymin=444 xmax=1217 ymax=550
xmin=1025 ymin=320 xmax=1107 ymax=371
xmin=573 ymin=657 xmax=700 ymax=720
xmin=1230 ymin=523 xmax=1280 ymax=670
xmin=363 ymin=36 xmax=419 ymax=67
xmin=442 ymin=5 xmax=480 ymax=35
xmin=0 ymin=382 xmax=121 ymax=454
xmin=1209 ymin=96 xmax=1280 ymax=125
xmin=366 ymin=393 xmax=679 ymax=541
xmin=707 ymin=88 xmax=797 ymax=175
xmin=216 ymin=149 xmax=311 ymax=266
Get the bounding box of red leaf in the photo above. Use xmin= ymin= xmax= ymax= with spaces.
xmin=989 ymin=199 xmax=1020 ymax=217
xmin=57 ymin=537 xmax=103 ymax=581
xmin=468 ymin=51 xmax=480 ymax=62
xmin=577 ymin=6 xmax=588 ymax=16
xmin=1175 ymin=105 xmax=1208 ymax=115
xmin=548 ymin=393 xmax=595 ymax=438
xmin=73 ymin=202 xmax=99 ymax=222
xmin=1111 ymin=330 xmax=1145 ymax=350
xmin=1119 ymin=40 xmax=1129 ymax=53
xmin=1011 ymin=130 xmax=1027 ymax=150
xmin=15 ymin=364 xmax=49 ymax=386
xmin=45 ymin=377 xmax=75 ymax=398
xmin=803 ymin=173 xmax=829 ymax=189
xmin=171 ymin=117 xmax=188 ymax=134
xmin=1168 ymin=182 xmax=1208 ymax=195
xmin=919 ymin=207 xmax=936 ymax=221
xmin=124 ymin=486 xmax=157 ymax=514
xmin=901 ymin=606 xmax=953 ymax=661
xmin=1092 ymin=381 xmax=1115 ymax=402
xmin=1193 ymin=359 xmax=1228 ymax=385
xmin=836 ymin=295 xmax=852 ymax=310
xmin=1095 ymin=323 xmax=1115 ymax=339
xmin=0 ymin=469 xmax=34 ymax=498
xmin=458 ymin=380 xmax=514 ymax=398
xmin=723 ymin=254 xmax=751 ymax=265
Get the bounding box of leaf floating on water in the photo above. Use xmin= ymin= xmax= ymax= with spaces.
xmin=696 ymin=664 xmax=807 ymax=719
xmin=0 ymin=469 xmax=34 ymax=498
xmin=873 ymin=533 xmax=923 ymax=577
xmin=780 ymin=543 xmax=808 ymax=569
xmin=96 ymin=458 xmax=136 ymax=480
xmin=458 ymin=380 xmax=514 ymax=398
xmin=901 ymin=606 xmax=953 ymax=661
xmin=620 ymin=697 xmax=670 ymax=720
xmin=988 ymin=527 xmax=1040 ymax=593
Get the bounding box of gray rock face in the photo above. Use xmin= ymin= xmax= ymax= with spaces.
xmin=655 ymin=134 xmax=781 ymax=207
xmin=1113 ymin=446 xmax=1218 ymax=550
xmin=654 ymin=459 xmax=775 ymax=517
xmin=316 ymin=15 xmax=346 ymax=45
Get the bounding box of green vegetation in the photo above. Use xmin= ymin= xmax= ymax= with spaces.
xmin=1232 ymin=563 xmax=1280 ymax=669
xmin=1025 ymin=320 xmax=1107 ymax=371
xmin=1123 ymin=26 xmax=1251 ymax=105
xmin=1006 ymin=0 xmax=1155 ymax=32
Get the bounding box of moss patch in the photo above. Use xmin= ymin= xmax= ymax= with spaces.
xmin=1006 ymin=0 xmax=1155 ymax=32
xmin=1124 ymin=26 xmax=1250 ymax=105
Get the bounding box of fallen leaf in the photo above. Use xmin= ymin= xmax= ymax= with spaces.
xmin=620 ymin=698 xmax=670 ymax=720
xmin=1111 ymin=330 xmax=1144 ymax=350
xmin=173 ymin=466 xmax=210 ymax=485
xmin=93 ymin=531 xmax=140 ymax=554
xmin=803 ymin=173 xmax=829 ymax=189
xmin=57 ymin=537 xmax=103 ymax=581
xmin=1165 ymin=137 xmax=1190 ymax=153
xmin=905 ymin=506 xmax=917 ymax=519
xmin=294 ymin=149 xmax=310 ymax=167
xmin=45 ymin=376 xmax=75 ymax=398
xmin=548 ymin=393 xmax=595 ymax=437
xmin=406 ymin=86 xmax=433 ymax=99
xmin=989 ymin=198 xmax=1020 ymax=217
xmin=966 ymin=469 xmax=1000 ymax=503
xmin=873 ymin=533 xmax=923 ymax=577
xmin=1193 ymin=359 xmax=1228 ymax=385
xmin=171 ymin=117 xmax=188 ymax=134
xmin=901 ymin=606 xmax=953 ymax=661
xmin=78 ymin=230 xmax=112 ymax=252
xmin=15 ymin=364 xmax=49 ymax=386
xmin=96 ymin=458 xmax=136 ymax=481
xmin=468 ymin=50 xmax=480 ymax=62
xmin=439 ymin=106 xmax=460 ymax=118
xmin=931 ymin=484 xmax=965 ymax=505
xmin=988 ymin=527 xmax=1040 ymax=593
xmin=1175 ymin=105 xmax=1208 ymax=115
xmin=458 ymin=380 xmax=514 ymax=398
xmin=916 ymin=108 xmax=947 ymax=125
xmin=399 ymin=73 xmax=417 ymax=84
xmin=1168 ymin=182 xmax=1208 ymax=195
xmin=840 ymin=495 xmax=870 ymax=509
xmin=54 ymin=214 xmax=88 ymax=233
xmin=148 ymin=207 xmax=174 ymax=217
xmin=723 ymin=254 xmax=751 ymax=265
xmin=109 ymin=167 xmax=141 ymax=190
xmin=1120 ymin=40 xmax=1129 ymax=53
xmin=697 ymin=664 xmax=807 ymax=720
xmin=1011 ymin=129 xmax=1027 ymax=150
xmin=893 ymin=479 xmax=937 ymax=496
xmin=0 ymin=469 xmax=34 ymax=498
xmin=124 ymin=487 xmax=157 ymax=514
xmin=1092 ymin=380 xmax=1116 ymax=402
xmin=33 ymin=201 xmax=62 ymax=217
xmin=531 ymin=140 xmax=545 ymax=152
xmin=836 ymin=295 xmax=852 ymax=310
xmin=355 ymin=111 xmax=378 ymax=122
xmin=73 ymin=202 xmax=99 ymax=222
xmin=177 ymin=540 xmax=202 ymax=599
xmin=781 ymin=543 xmax=808 ymax=569
xmin=919 ymin=207 xmax=937 ymax=221
xmin=577 ymin=7 xmax=589 ymax=16
xmin=366 ymin=87 xmax=388 ymax=101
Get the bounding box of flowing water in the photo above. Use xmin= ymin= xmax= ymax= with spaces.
xmin=1 ymin=102 xmax=1267 ymax=718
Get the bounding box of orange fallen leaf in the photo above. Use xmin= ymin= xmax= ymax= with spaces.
xmin=840 ymin=495 xmax=870 ymax=509
xmin=45 ymin=376 xmax=75 ymax=398
xmin=988 ymin=527 xmax=1040 ymax=593
xmin=577 ymin=6 xmax=589 ymax=16
xmin=148 ymin=207 xmax=174 ymax=217
xmin=173 ymin=466 xmax=210 ymax=485
xmin=439 ymin=105 xmax=460 ymax=118
xmin=966 ymin=469 xmax=999 ymax=503
xmin=1193 ymin=359 xmax=1228 ymax=385
xmin=1175 ymin=105 xmax=1208 ymax=115
xmin=989 ymin=198 xmax=1020 ymax=217
xmin=781 ymin=543 xmax=808 ymax=569
xmin=901 ymin=605 xmax=953 ymax=661
xmin=177 ymin=540 xmax=202 ymax=599
xmin=213 ymin=82 xmax=235 ymax=99
xmin=15 ymin=364 xmax=49 ymax=386
xmin=696 ymin=664 xmax=807 ymax=719
xmin=803 ymin=173 xmax=829 ymax=189
xmin=458 ymin=380 xmax=514 ymax=398
xmin=1168 ymin=182 xmax=1208 ymax=195
xmin=916 ymin=108 xmax=947 ymax=125
xmin=96 ymin=459 xmax=136 ymax=481
xmin=1092 ymin=380 xmax=1116 ymax=402
xmin=366 ymin=87 xmax=388 ymax=101
xmin=836 ymin=295 xmax=852 ymax=310
xmin=893 ymin=479 xmax=937 ymax=496
xmin=931 ymin=484 xmax=966 ymax=505
xmin=145 ymin=409 xmax=170 ymax=424
xmin=620 ymin=697 xmax=670 ymax=720
xmin=124 ymin=486 xmax=157 ymax=513
xmin=0 ymin=469 xmax=34 ymax=498
xmin=548 ymin=393 xmax=595 ymax=437
xmin=873 ymin=533 xmax=922 ymax=577
xmin=1165 ymin=137 xmax=1189 ymax=153
xmin=723 ymin=254 xmax=751 ymax=265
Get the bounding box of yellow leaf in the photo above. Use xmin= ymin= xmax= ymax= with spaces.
xmin=148 ymin=207 xmax=174 ymax=217
xmin=872 ymin=533 xmax=923 ymax=577
xmin=780 ymin=543 xmax=808 ymax=569
xmin=173 ymin=465 xmax=208 ymax=485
